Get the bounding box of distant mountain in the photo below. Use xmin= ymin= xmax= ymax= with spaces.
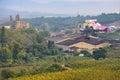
xmin=0 ymin=8 xmax=120 ymax=28
xmin=0 ymin=8 xmax=17 ymax=16
xmin=0 ymin=8 xmax=72 ymax=23
xmin=22 ymin=13 xmax=120 ymax=29
xmin=0 ymin=8 xmax=70 ymax=19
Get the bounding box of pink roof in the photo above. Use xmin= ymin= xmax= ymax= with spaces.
xmin=98 ymin=26 xmax=107 ymax=30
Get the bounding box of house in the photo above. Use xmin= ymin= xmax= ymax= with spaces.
xmin=3 ymin=25 xmax=11 ymax=29
xmin=57 ymin=36 xmax=111 ymax=53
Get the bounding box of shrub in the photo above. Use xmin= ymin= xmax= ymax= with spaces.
xmin=47 ymin=64 xmax=64 ymax=72
xmin=92 ymin=48 xmax=107 ymax=60
xmin=1 ymin=69 xmax=16 ymax=79
xmin=80 ymin=50 xmax=91 ymax=57
xmin=17 ymin=69 xmax=28 ymax=77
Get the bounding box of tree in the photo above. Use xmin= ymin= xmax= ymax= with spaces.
xmin=29 ymin=43 xmax=49 ymax=56
xmin=92 ymin=48 xmax=107 ymax=60
xmin=52 ymin=26 xmax=60 ymax=32
xmin=12 ymin=42 xmax=23 ymax=59
xmin=50 ymin=48 xmax=59 ymax=55
xmin=54 ymin=53 xmax=68 ymax=62
xmin=47 ymin=64 xmax=64 ymax=72
xmin=41 ymin=23 xmax=50 ymax=31
xmin=17 ymin=49 xmax=27 ymax=60
xmin=80 ymin=50 xmax=91 ymax=57
xmin=24 ymin=27 xmax=36 ymax=34
xmin=17 ymin=69 xmax=28 ymax=77
xmin=41 ymin=30 xmax=50 ymax=37
xmin=48 ymin=41 xmax=60 ymax=55
xmin=1 ymin=69 xmax=16 ymax=79
xmin=0 ymin=27 xmax=6 ymax=47
xmin=36 ymin=34 xmax=44 ymax=43
xmin=48 ymin=41 xmax=55 ymax=49
xmin=0 ymin=46 xmax=12 ymax=63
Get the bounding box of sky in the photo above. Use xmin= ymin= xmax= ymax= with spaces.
xmin=0 ymin=0 xmax=120 ymax=16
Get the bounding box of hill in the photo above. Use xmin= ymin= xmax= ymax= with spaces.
xmin=22 ymin=13 xmax=120 ymax=29
xmin=0 ymin=8 xmax=69 ymax=22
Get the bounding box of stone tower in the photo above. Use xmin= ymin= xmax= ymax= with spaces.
xmin=10 ymin=16 xmax=13 ymax=22
xmin=76 ymin=23 xmax=81 ymax=33
xmin=10 ymin=15 xmax=14 ymax=28
xmin=15 ymin=14 xmax=30 ymax=29
xmin=16 ymin=14 xmax=20 ymax=21
xmin=16 ymin=14 xmax=21 ymax=29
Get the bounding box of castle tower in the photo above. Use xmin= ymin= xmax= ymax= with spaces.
xmin=15 ymin=14 xmax=30 ymax=29
xmin=10 ymin=15 xmax=13 ymax=22
xmin=10 ymin=15 xmax=14 ymax=28
xmin=16 ymin=14 xmax=20 ymax=21
xmin=16 ymin=14 xmax=21 ymax=29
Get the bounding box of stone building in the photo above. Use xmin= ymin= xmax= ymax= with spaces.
xmin=15 ymin=14 xmax=30 ymax=29
xmin=16 ymin=20 xmax=30 ymax=29
xmin=56 ymin=36 xmax=112 ymax=53
xmin=10 ymin=14 xmax=30 ymax=29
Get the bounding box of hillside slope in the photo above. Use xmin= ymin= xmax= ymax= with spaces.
xmin=9 ymin=59 xmax=120 ymax=80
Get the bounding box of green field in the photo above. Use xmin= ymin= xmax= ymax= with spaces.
xmin=8 ymin=58 xmax=120 ymax=80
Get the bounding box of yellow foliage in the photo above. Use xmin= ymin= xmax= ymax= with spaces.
xmin=9 ymin=59 xmax=120 ymax=80
xmin=9 ymin=69 xmax=120 ymax=80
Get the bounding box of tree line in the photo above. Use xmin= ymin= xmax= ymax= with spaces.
xmin=23 ymin=13 xmax=120 ymax=30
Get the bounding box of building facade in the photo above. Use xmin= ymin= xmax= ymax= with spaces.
xmin=9 ymin=14 xmax=30 ymax=29
xmin=56 ymin=36 xmax=111 ymax=53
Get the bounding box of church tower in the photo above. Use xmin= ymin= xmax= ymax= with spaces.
xmin=16 ymin=14 xmax=20 ymax=21
xmin=15 ymin=13 xmax=30 ymax=29
xmin=10 ymin=15 xmax=14 ymax=28
xmin=16 ymin=14 xmax=21 ymax=29
xmin=10 ymin=15 xmax=13 ymax=22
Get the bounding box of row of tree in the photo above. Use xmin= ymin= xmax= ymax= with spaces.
xmin=23 ymin=13 xmax=120 ymax=30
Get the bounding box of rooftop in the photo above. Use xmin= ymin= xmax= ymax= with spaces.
xmin=57 ymin=36 xmax=114 ymax=46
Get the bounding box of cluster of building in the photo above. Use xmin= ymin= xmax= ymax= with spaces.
xmin=48 ymin=34 xmax=113 ymax=54
xmin=0 ymin=14 xmax=30 ymax=29
xmin=80 ymin=19 xmax=117 ymax=33
xmin=47 ymin=20 xmax=120 ymax=55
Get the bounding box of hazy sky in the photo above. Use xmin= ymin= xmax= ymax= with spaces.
xmin=0 ymin=0 xmax=120 ymax=15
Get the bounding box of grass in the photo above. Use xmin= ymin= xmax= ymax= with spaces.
xmin=8 ymin=58 xmax=120 ymax=80
xmin=8 ymin=69 xmax=120 ymax=80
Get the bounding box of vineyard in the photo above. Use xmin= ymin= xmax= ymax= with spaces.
xmin=9 ymin=58 xmax=120 ymax=80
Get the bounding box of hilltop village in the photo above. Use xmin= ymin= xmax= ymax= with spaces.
xmin=0 ymin=15 xmax=120 ymax=56
xmin=0 ymin=14 xmax=120 ymax=80
xmin=0 ymin=0 xmax=120 ymax=79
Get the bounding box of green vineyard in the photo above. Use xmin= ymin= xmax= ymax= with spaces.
xmin=9 ymin=59 xmax=120 ymax=80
